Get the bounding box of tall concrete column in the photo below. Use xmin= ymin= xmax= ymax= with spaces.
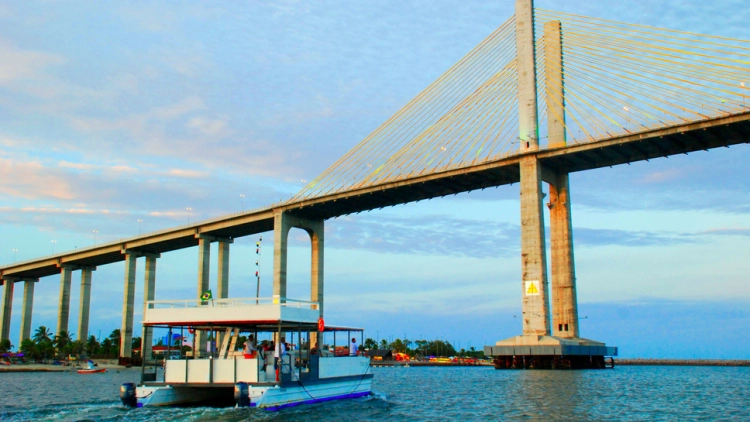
xmin=309 ymin=221 xmax=324 ymax=317
xmin=544 ymin=20 xmax=580 ymax=338
xmin=515 ymin=0 xmax=550 ymax=336
xmin=0 ymin=279 xmax=14 ymax=341
xmin=309 ymin=221 xmax=325 ymax=348
xmin=217 ymin=241 xmax=230 ymax=299
xmin=77 ymin=267 xmax=94 ymax=342
xmin=195 ymin=237 xmax=211 ymax=357
xmin=516 ymin=0 xmax=539 ymax=152
xmin=57 ymin=265 xmax=74 ymax=336
xmin=273 ymin=211 xmax=291 ymax=302
xmin=519 ymin=157 xmax=551 ymax=336
xmin=215 ymin=240 xmax=232 ymax=349
xmin=549 ymin=173 xmax=578 ymax=338
xmin=544 ymin=20 xmax=566 ymax=149
xmin=197 ymin=237 xmax=211 ymax=298
xmin=19 ymin=279 xmax=36 ymax=345
xmin=120 ymin=252 xmax=137 ymax=358
xmin=142 ymin=256 xmax=157 ymax=362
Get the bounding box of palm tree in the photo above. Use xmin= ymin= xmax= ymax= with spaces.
xmin=54 ymin=330 xmax=73 ymax=350
xmin=101 ymin=338 xmax=114 ymax=357
xmin=108 ymin=329 xmax=121 ymax=348
xmin=86 ymin=335 xmax=99 ymax=356
xmin=0 ymin=338 xmax=12 ymax=353
xmin=364 ymin=338 xmax=378 ymax=350
xmin=33 ymin=326 xmax=52 ymax=343
xmin=70 ymin=340 xmax=85 ymax=357
xmin=20 ymin=339 xmax=37 ymax=360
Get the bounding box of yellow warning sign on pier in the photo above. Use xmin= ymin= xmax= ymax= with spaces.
xmin=525 ymin=281 xmax=540 ymax=296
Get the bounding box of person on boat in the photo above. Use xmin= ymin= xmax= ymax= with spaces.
xmin=350 ymin=338 xmax=358 ymax=356
xmin=243 ymin=335 xmax=257 ymax=359
xmin=274 ymin=336 xmax=287 ymax=381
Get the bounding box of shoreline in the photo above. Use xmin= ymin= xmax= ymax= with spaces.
xmin=3 ymin=358 xmax=748 ymax=372
xmin=0 ymin=360 xmax=131 ymax=373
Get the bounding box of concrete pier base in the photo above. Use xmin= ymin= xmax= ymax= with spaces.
xmin=485 ymin=335 xmax=617 ymax=369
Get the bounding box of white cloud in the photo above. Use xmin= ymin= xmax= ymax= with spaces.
xmin=0 ymin=39 xmax=65 ymax=84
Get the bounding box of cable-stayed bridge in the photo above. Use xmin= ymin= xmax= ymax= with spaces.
xmin=1 ymin=2 xmax=748 ymax=365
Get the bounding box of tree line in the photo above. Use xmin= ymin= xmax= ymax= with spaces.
xmin=0 ymin=326 xmax=143 ymax=361
xmin=362 ymin=337 xmax=485 ymax=358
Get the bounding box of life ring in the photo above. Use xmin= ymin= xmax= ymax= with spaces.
xmin=317 ymin=317 xmax=325 ymax=332
xmin=188 ymin=327 xmax=195 ymax=334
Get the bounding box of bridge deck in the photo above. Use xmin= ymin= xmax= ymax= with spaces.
xmin=2 ymin=112 xmax=748 ymax=280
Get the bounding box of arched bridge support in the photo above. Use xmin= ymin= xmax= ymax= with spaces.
xmin=272 ymin=210 xmax=324 ymax=318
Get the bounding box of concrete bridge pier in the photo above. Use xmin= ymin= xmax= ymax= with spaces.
xmin=273 ymin=210 xmax=325 ymax=346
xmin=19 ymin=279 xmax=37 ymax=345
xmin=56 ymin=264 xmax=75 ymax=336
xmin=194 ymin=235 xmax=210 ymax=357
xmin=519 ymin=156 xmax=552 ymax=335
xmin=120 ymin=251 xmax=137 ymax=358
xmin=217 ymin=240 xmax=231 ymax=299
xmin=2 ymin=277 xmax=39 ymax=345
xmin=142 ymin=255 xmax=158 ymax=362
xmin=193 ymin=234 xmax=232 ymax=356
xmin=273 ymin=211 xmax=324 ymax=313
xmin=543 ymin=18 xmax=579 ymax=338
xmin=486 ymin=0 xmax=616 ymax=368
xmin=76 ymin=266 xmax=95 ymax=343
xmin=0 ymin=277 xmax=15 ymax=342
xmin=548 ymin=172 xmax=579 ymax=338
xmin=120 ymin=251 xmax=159 ymax=359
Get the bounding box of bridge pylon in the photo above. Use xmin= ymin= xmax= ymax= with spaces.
xmin=485 ymin=0 xmax=617 ymax=369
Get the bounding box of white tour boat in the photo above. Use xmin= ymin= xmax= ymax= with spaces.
xmin=120 ymin=296 xmax=372 ymax=410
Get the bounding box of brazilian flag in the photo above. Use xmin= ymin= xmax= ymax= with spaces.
xmin=201 ymin=290 xmax=213 ymax=302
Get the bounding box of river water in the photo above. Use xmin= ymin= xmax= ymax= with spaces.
xmin=1 ymin=365 xmax=747 ymax=421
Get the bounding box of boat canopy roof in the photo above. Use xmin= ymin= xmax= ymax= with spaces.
xmin=148 ymin=322 xmax=364 ymax=333
xmin=142 ymin=297 xmax=363 ymax=332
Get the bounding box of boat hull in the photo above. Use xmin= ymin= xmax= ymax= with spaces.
xmin=77 ymin=368 xmax=106 ymax=374
xmin=136 ymin=385 xmax=234 ymax=407
xmin=134 ymin=376 xmax=372 ymax=410
xmin=252 ymin=376 xmax=373 ymax=410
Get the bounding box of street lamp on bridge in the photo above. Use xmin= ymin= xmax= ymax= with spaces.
xmin=742 ymin=82 xmax=746 ymax=106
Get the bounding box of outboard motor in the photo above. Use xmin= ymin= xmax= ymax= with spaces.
xmin=234 ymin=382 xmax=250 ymax=407
xmin=120 ymin=382 xmax=137 ymax=408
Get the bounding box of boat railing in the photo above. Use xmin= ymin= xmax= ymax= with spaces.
xmin=146 ymin=296 xmax=319 ymax=310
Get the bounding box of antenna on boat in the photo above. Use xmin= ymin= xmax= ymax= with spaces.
xmin=255 ymin=236 xmax=262 ymax=304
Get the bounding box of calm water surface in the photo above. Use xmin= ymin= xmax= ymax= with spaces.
xmin=0 ymin=365 xmax=747 ymax=421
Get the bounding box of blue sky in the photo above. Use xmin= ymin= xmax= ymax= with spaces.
xmin=0 ymin=0 xmax=748 ymax=358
